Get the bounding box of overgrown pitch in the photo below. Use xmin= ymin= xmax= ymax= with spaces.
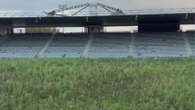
xmin=0 ymin=58 xmax=195 ymax=110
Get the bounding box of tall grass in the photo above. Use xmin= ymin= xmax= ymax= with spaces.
xmin=0 ymin=58 xmax=195 ymax=110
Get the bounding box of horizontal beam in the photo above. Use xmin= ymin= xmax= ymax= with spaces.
xmin=0 ymin=13 xmax=194 ymax=28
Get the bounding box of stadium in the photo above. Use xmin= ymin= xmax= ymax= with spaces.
xmin=1 ymin=1 xmax=195 ymax=110
xmin=0 ymin=2 xmax=195 ymax=58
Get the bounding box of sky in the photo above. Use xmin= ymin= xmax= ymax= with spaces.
xmin=1 ymin=0 xmax=195 ymax=11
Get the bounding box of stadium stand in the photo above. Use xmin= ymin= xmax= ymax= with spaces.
xmin=0 ymin=32 xmax=194 ymax=58
xmin=88 ymin=33 xmax=130 ymax=58
xmin=41 ymin=34 xmax=88 ymax=58
xmin=133 ymin=32 xmax=188 ymax=58
xmin=0 ymin=34 xmax=50 ymax=58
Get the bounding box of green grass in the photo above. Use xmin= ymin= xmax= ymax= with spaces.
xmin=0 ymin=58 xmax=195 ymax=110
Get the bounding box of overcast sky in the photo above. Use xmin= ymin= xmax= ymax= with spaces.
xmin=1 ymin=0 xmax=195 ymax=11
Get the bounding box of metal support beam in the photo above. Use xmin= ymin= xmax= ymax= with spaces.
xmin=72 ymin=5 xmax=89 ymax=16
xmin=0 ymin=27 xmax=7 ymax=36
xmin=8 ymin=27 xmax=14 ymax=35
xmin=0 ymin=26 xmax=13 ymax=36
xmin=85 ymin=25 xmax=104 ymax=33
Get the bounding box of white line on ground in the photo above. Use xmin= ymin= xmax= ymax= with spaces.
xmin=81 ymin=33 xmax=94 ymax=58
xmin=182 ymin=33 xmax=193 ymax=57
xmin=34 ymin=33 xmax=55 ymax=58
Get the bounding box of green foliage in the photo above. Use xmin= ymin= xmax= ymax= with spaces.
xmin=0 ymin=58 xmax=195 ymax=110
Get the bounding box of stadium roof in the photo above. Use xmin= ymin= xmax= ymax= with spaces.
xmin=0 ymin=2 xmax=195 ymax=17
xmin=45 ymin=2 xmax=124 ymax=16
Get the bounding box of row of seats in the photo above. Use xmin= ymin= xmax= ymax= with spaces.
xmin=133 ymin=32 xmax=188 ymax=58
xmin=88 ymin=34 xmax=130 ymax=58
xmin=42 ymin=34 xmax=88 ymax=58
xmin=0 ymin=32 xmax=194 ymax=58
xmin=0 ymin=34 xmax=49 ymax=58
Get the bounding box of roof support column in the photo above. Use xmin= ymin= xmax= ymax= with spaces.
xmin=0 ymin=26 xmax=13 ymax=36
xmin=85 ymin=25 xmax=104 ymax=33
